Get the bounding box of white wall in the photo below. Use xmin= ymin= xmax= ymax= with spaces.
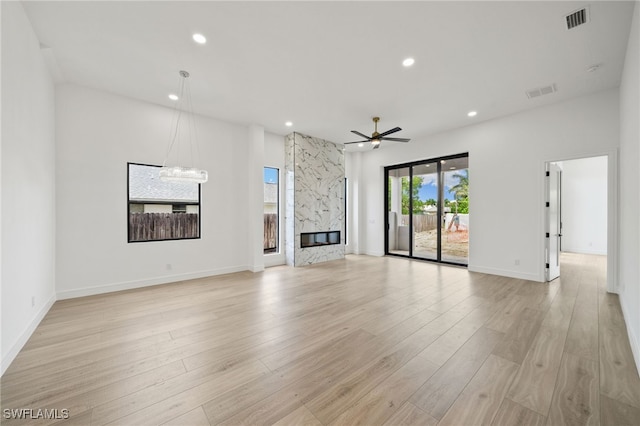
xmin=264 ymin=132 xmax=285 ymax=267
xmin=560 ymin=156 xmax=608 ymax=255
xmin=1 ymin=2 xmax=57 ymax=374
xmin=55 ymin=84 xmax=251 ymax=298
xmin=618 ymin=2 xmax=640 ymax=373
xmin=345 ymin=152 xmax=364 ymax=255
xmin=352 ymin=88 xmax=619 ymax=282
xmin=248 ymin=125 xmax=265 ymax=273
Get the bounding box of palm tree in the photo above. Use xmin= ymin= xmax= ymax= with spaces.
xmin=449 ymin=170 xmax=469 ymax=200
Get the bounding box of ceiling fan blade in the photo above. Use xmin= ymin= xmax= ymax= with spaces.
xmin=380 ymin=137 xmax=411 ymax=142
xmin=351 ymin=130 xmax=372 ymax=140
xmin=372 ymin=143 xmax=381 ymax=150
xmin=377 ymin=127 xmax=402 ymax=138
xmin=343 ymin=140 xmax=369 ymax=145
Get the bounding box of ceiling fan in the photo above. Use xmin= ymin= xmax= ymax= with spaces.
xmin=344 ymin=117 xmax=411 ymax=149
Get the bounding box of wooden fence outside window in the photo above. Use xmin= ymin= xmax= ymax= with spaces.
xmin=264 ymin=213 xmax=277 ymax=251
xmin=129 ymin=213 xmax=199 ymax=242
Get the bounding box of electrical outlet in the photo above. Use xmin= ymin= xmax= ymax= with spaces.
xmin=31 ymin=296 xmax=35 ymax=308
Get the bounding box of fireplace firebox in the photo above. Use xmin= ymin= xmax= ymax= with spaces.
xmin=300 ymin=231 xmax=340 ymax=248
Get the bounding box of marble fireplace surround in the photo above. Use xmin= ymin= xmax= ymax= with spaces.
xmin=285 ymin=132 xmax=345 ymax=266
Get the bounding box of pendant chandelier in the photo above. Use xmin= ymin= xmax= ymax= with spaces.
xmin=159 ymin=70 xmax=208 ymax=184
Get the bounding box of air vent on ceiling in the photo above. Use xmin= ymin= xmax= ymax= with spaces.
xmin=565 ymin=7 xmax=589 ymax=30
xmin=526 ymin=84 xmax=557 ymax=99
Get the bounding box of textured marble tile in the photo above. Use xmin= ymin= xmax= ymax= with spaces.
xmin=285 ymin=132 xmax=345 ymax=266
xmin=285 ymin=133 xmax=296 ymax=266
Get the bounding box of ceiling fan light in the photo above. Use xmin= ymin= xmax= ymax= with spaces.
xmin=371 ymin=139 xmax=381 ymax=145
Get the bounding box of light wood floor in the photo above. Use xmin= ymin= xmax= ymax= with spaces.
xmin=2 ymin=253 xmax=640 ymax=425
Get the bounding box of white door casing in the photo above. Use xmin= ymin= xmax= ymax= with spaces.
xmin=546 ymin=163 xmax=561 ymax=281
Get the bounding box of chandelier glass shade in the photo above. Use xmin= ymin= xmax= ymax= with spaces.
xmin=160 ymin=70 xmax=208 ymax=184
xmin=159 ymin=166 xmax=208 ymax=184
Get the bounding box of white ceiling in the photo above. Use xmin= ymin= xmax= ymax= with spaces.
xmin=22 ymin=1 xmax=635 ymax=150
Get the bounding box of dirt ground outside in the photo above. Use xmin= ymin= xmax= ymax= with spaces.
xmin=414 ymin=228 xmax=469 ymax=259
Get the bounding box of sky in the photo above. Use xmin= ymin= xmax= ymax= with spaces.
xmin=417 ymin=170 xmax=467 ymax=202
xmin=264 ymin=167 xmax=278 ymax=183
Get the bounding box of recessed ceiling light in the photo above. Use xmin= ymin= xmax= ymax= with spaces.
xmin=285 ymin=121 xmax=293 ymax=127
xmin=402 ymin=57 xmax=415 ymax=67
xmin=168 ymin=94 xmax=179 ymax=101
xmin=441 ymin=160 xmax=446 ymax=164
xmin=450 ymin=166 xmax=456 ymax=170
xmin=358 ymin=143 xmax=364 ymax=147
xmin=467 ymin=111 xmax=477 ymax=117
xmin=192 ymin=33 xmax=207 ymax=44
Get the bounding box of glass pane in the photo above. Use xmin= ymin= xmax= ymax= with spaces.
xmin=412 ymin=163 xmax=439 ymax=260
xmin=128 ymin=163 xmax=200 ymax=242
xmin=388 ymin=167 xmax=410 ymax=255
xmin=264 ymin=167 xmax=278 ymax=254
xmin=442 ymin=157 xmax=469 ymax=264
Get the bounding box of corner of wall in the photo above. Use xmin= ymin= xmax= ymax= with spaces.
xmin=1 ymin=294 xmax=55 ymax=376
xmin=1 ymin=0 xmax=57 ymax=376
xmin=620 ymin=297 xmax=640 ymax=376
xmin=618 ymin=0 xmax=640 ymax=375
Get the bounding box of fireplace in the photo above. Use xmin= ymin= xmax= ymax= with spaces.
xmin=300 ymin=231 xmax=340 ymax=248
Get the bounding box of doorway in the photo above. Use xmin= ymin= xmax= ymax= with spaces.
xmin=385 ymin=153 xmax=469 ymax=266
xmin=545 ymin=155 xmax=608 ymax=282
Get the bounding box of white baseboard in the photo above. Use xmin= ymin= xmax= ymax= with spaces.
xmin=468 ymin=264 xmax=543 ymax=282
xmin=619 ymin=293 xmax=640 ymax=377
xmin=56 ymin=265 xmax=250 ymax=300
xmin=562 ymin=248 xmax=607 ymax=256
xmin=264 ymin=253 xmax=286 ymax=268
xmin=1 ymin=294 xmax=56 ymax=376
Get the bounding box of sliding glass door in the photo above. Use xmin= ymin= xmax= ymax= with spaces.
xmin=385 ymin=154 xmax=469 ymax=266
xmin=441 ymin=157 xmax=469 ymax=263
xmin=411 ymin=162 xmax=438 ymax=261
xmin=387 ymin=167 xmax=410 ymax=256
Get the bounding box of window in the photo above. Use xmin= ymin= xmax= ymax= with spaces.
xmin=344 ymin=177 xmax=347 ymax=245
xmin=172 ymin=204 xmax=187 ymax=214
xmin=264 ymin=167 xmax=279 ymax=254
xmin=127 ymin=163 xmax=201 ymax=242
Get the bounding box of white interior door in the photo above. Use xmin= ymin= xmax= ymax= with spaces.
xmin=546 ymin=163 xmax=561 ymax=281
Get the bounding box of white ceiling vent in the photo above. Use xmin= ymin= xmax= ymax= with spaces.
xmin=565 ymin=7 xmax=589 ymax=30
xmin=526 ymin=84 xmax=557 ymax=99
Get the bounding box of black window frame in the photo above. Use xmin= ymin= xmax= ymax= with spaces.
xmin=127 ymin=162 xmax=202 ymax=243
xmin=263 ymin=166 xmax=279 ymax=254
